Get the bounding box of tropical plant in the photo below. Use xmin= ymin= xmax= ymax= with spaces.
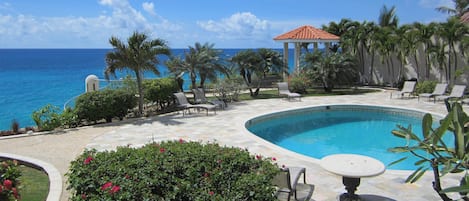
xmin=302 ymin=51 xmax=358 ymax=92
xmin=436 ymin=0 xmax=469 ymax=17
xmin=31 ymin=104 xmax=62 ymax=131
xmin=67 ymin=140 xmax=280 ymax=201
xmin=230 ymin=49 xmax=284 ymax=97
xmin=0 ymin=160 xmax=21 ymax=200
xmin=389 ymin=102 xmax=469 ymax=201
xmin=143 ymin=78 xmax=179 ymax=111
xmin=104 ymin=31 xmax=170 ymax=116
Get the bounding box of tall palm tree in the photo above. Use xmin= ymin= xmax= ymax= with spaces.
xmin=379 ymin=5 xmax=399 ymax=28
xmin=436 ymin=0 xmax=469 ymax=17
xmin=437 ymin=17 xmax=469 ymax=85
xmin=413 ymin=22 xmax=438 ymax=80
xmin=105 ymin=31 xmax=170 ymax=116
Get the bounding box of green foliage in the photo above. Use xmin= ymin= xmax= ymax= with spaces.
xmin=302 ymin=51 xmax=359 ymax=92
xmin=60 ymin=107 xmax=80 ymax=129
xmin=415 ymin=80 xmax=437 ymax=94
xmin=31 ymin=104 xmax=62 ymax=131
xmin=0 ymin=160 xmax=22 ymax=200
xmin=213 ymin=76 xmax=246 ymax=102
xmin=67 ymin=140 xmax=280 ymax=201
xmin=389 ymin=102 xmax=469 ymax=200
xmin=143 ymin=78 xmax=179 ymax=110
xmin=288 ymin=73 xmax=311 ymax=94
xmin=75 ymin=89 xmax=137 ymax=123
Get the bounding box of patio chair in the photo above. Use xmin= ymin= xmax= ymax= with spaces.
xmin=390 ymin=81 xmax=416 ymax=99
xmin=418 ymin=83 xmax=448 ymax=103
xmin=192 ymin=88 xmax=226 ymax=109
xmin=272 ymin=167 xmax=314 ymax=201
xmin=435 ymin=85 xmax=467 ymax=102
xmin=278 ymin=82 xmax=301 ymax=101
xmin=173 ymin=92 xmax=216 ymax=116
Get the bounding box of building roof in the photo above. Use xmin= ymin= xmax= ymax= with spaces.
xmin=273 ymin=25 xmax=340 ymax=43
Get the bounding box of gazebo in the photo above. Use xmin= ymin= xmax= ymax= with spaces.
xmin=273 ymin=25 xmax=340 ymax=74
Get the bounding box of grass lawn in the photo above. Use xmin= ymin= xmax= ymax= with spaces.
xmin=237 ymin=87 xmax=380 ymax=101
xmin=18 ymin=165 xmax=49 ymax=201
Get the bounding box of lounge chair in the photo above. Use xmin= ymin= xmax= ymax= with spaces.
xmin=278 ymin=82 xmax=301 ymax=101
xmin=390 ymin=81 xmax=416 ymax=99
xmin=272 ymin=167 xmax=314 ymax=201
xmin=418 ymin=83 xmax=448 ymax=103
xmin=192 ymin=88 xmax=226 ymax=109
xmin=173 ymin=92 xmax=216 ymax=116
xmin=435 ymin=85 xmax=467 ymax=102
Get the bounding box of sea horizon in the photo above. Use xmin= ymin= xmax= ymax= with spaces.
xmin=0 ymin=48 xmax=295 ymax=130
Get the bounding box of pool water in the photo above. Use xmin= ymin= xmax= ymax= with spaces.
xmin=246 ymin=105 xmax=451 ymax=170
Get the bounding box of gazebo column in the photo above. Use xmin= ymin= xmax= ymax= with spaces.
xmin=325 ymin=42 xmax=330 ymax=54
xmin=313 ymin=42 xmax=318 ymax=52
xmin=283 ymin=42 xmax=289 ymax=80
xmin=294 ymin=42 xmax=300 ymax=73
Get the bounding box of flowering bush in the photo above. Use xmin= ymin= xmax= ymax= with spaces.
xmin=67 ymin=140 xmax=280 ymax=200
xmin=0 ymin=160 xmax=21 ymax=200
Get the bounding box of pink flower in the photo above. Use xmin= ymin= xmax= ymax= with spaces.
xmin=209 ymin=191 xmax=214 ymax=196
xmin=179 ymin=138 xmax=185 ymax=143
xmin=3 ymin=179 xmax=12 ymax=190
xmin=0 ymin=184 xmax=3 ymax=193
xmin=272 ymin=157 xmax=277 ymax=161
xmin=110 ymin=185 xmax=120 ymax=194
xmin=256 ymin=155 xmax=262 ymax=160
xmin=160 ymin=147 xmax=165 ymax=153
xmin=81 ymin=193 xmax=87 ymax=199
xmin=101 ymin=182 xmax=113 ymax=191
xmin=84 ymin=156 xmax=93 ymax=165
xmin=12 ymin=188 xmax=19 ymax=199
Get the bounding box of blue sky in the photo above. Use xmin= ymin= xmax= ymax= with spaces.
xmin=0 ymin=0 xmax=454 ymax=48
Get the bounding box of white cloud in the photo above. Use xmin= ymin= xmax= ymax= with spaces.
xmin=142 ymin=2 xmax=155 ymax=16
xmin=197 ymin=12 xmax=270 ymax=40
xmin=419 ymin=0 xmax=453 ymax=8
xmin=0 ymin=0 xmax=183 ymax=48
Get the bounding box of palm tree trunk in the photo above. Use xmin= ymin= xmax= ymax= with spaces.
xmin=135 ymin=70 xmax=144 ymax=117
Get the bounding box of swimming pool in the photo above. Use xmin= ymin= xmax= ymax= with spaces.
xmin=245 ymin=105 xmax=450 ymax=170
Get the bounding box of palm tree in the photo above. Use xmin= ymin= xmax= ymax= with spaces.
xmin=193 ymin=42 xmax=229 ymax=88
xmin=105 ymin=31 xmax=170 ymax=116
xmin=436 ymin=0 xmax=469 ymax=17
xmin=413 ymin=22 xmax=438 ymax=80
xmin=378 ymin=5 xmax=399 ymax=28
xmin=437 ymin=17 xmax=469 ymax=85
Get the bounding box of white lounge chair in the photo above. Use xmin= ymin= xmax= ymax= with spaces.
xmin=418 ymin=83 xmax=448 ymax=103
xmin=390 ymin=81 xmax=416 ymax=99
xmin=435 ymin=85 xmax=466 ymax=102
xmin=278 ymin=82 xmax=301 ymax=101
xmin=173 ymin=92 xmax=216 ymax=116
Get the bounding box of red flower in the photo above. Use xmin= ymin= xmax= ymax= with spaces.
xmin=81 ymin=193 xmax=87 ymax=199
xmin=83 ymin=156 xmax=93 ymax=165
xmin=272 ymin=157 xmax=277 ymax=161
xmin=203 ymin=172 xmax=209 ymax=177
xmin=101 ymin=182 xmax=113 ymax=191
xmin=209 ymin=191 xmax=214 ymax=196
xmin=0 ymin=184 xmax=3 ymax=193
xmin=179 ymin=138 xmax=185 ymax=143
xmin=3 ymin=179 xmax=12 ymax=190
xmin=110 ymin=185 xmax=120 ymax=194
xmin=159 ymin=147 xmax=165 ymax=153
xmin=255 ymin=155 xmax=262 ymax=160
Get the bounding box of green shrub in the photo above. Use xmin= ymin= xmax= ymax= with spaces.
xmin=143 ymin=78 xmax=179 ymax=110
xmin=0 ymin=160 xmax=21 ymax=200
xmin=67 ymin=140 xmax=280 ymax=201
xmin=32 ymin=104 xmax=62 ymax=131
xmin=61 ymin=107 xmax=80 ymax=128
xmin=213 ymin=77 xmax=245 ymax=102
xmin=75 ymin=89 xmax=137 ymax=123
xmin=289 ymin=73 xmax=311 ymax=94
xmin=415 ymin=80 xmax=437 ymax=94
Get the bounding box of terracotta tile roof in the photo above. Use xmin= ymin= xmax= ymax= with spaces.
xmin=274 ymin=25 xmax=340 ymax=41
xmin=461 ymin=12 xmax=469 ymax=24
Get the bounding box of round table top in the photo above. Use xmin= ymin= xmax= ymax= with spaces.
xmin=320 ymin=154 xmax=385 ymax=178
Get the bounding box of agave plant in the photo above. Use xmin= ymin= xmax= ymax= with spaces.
xmin=389 ymin=102 xmax=469 ymax=201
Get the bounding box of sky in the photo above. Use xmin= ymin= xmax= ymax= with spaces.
xmin=0 ymin=0 xmax=455 ymax=49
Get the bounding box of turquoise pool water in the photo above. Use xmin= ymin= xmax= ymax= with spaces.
xmin=246 ymin=105 xmax=450 ymax=170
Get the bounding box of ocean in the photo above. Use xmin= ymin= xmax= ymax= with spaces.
xmin=0 ymin=48 xmax=294 ymax=130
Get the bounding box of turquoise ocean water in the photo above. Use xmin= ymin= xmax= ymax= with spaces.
xmin=0 ymin=48 xmax=293 ymax=130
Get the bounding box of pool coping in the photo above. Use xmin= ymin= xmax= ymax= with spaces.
xmin=0 ymin=152 xmax=62 ymax=201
